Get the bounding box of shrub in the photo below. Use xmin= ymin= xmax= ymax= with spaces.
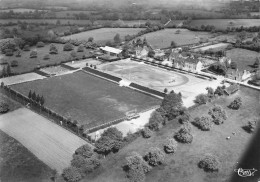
xmin=142 ymin=127 xmax=153 ymax=138
xmin=29 ymin=50 xmax=37 ymax=58
xmin=193 ymin=116 xmax=212 ymax=131
xmin=49 ymin=44 xmax=58 ymax=54
xmin=124 ymin=152 xmax=151 ymax=182
xmin=214 ymin=86 xmax=226 ymax=96
xmin=62 ymin=166 xmax=82 ymax=182
xmin=5 ymin=49 xmax=14 ymax=56
xmin=23 ymin=45 xmax=30 ymax=51
xmin=0 ymin=102 xmax=9 ymax=113
xmin=208 ymin=105 xmax=227 ymax=125
xmin=75 ymin=144 xmax=93 ymax=158
xmin=15 ymin=50 xmax=21 ymax=57
xmin=178 ymin=111 xmax=190 ymax=124
xmin=70 ymin=50 xmax=77 ymax=58
xmin=11 ymin=60 xmax=18 ymax=67
xmin=147 ymin=111 xmax=164 ymax=131
xmin=194 ymin=94 xmax=208 ymax=105
xmin=43 ymin=54 xmax=50 ymax=60
xmin=229 ymin=97 xmax=242 ymax=110
xmin=163 ymin=138 xmax=177 ymax=154
xmin=77 ymin=44 xmax=84 ymax=52
xmin=144 ymin=147 xmax=165 ymax=166
xmin=36 ymin=41 xmax=45 ymax=48
xmin=198 ymin=154 xmax=220 ymax=172
xmin=175 ymin=124 xmax=193 ymax=143
xmin=247 ymin=119 xmax=258 ymax=133
xmin=230 ymin=62 xmax=237 ymax=69
xmin=63 ymin=43 xmax=74 ymax=51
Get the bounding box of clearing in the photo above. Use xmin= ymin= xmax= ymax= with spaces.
xmin=98 ymin=59 xmax=222 ymax=107
xmin=10 ymin=71 xmax=161 ymax=128
xmin=135 ymin=28 xmax=211 ymax=49
xmin=0 ymin=108 xmax=88 ymax=174
xmin=193 ymin=43 xmax=230 ymax=52
xmin=85 ymin=86 xmax=260 ymax=182
xmin=0 ymin=130 xmax=55 ymax=182
xmin=64 ymin=58 xmax=103 ymax=69
xmin=63 ymin=28 xmax=145 ymax=43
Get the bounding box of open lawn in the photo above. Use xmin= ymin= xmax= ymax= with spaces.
xmin=0 ymin=91 xmax=21 ymax=112
xmin=0 ymin=108 xmax=88 ymax=174
xmin=64 ymin=58 xmax=103 ymax=69
xmin=98 ymin=59 xmax=222 ymax=107
xmin=0 ymin=72 xmax=46 ymax=85
xmin=226 ymin=48 xmax=260 ymax=72
xmin=11 ymin=71 xmax=161 ymax=128
xmin=189 ymin=19 xmax=260 ymax=30
xmin=193 ymin=43 xmax=230 ymax=52
xmin=135 ymin=29 xmax=211 ymax=49
xmin=84 ymin=86 xmax=260 ymax=182
xmin=0 ymin=43 xmax=90 ymax=74
xmin=0 ymin=130 xmax=55 ymax=182
xmin=63 ymin=28 xmax=145 ymax=43
xmin=0 ymin=8 xmax=47 ymax=13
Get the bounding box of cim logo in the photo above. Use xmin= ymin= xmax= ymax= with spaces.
xmin=234 ymin=168 xmax=258 ymax=177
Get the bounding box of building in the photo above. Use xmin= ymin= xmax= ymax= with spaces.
xmin=100 ymin=46 xmax=122 ymax=57
xmin=135 ymin=46 xmax=150 ymax=58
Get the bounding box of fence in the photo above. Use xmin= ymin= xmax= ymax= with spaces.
xmin=129 ymin=83 xmax=166 ymax=98
xmin=0 ymin=85 xmax=91 ymax=143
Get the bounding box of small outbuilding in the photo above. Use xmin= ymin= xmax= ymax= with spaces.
xmin=224 ymin=83 xmax=239 ymax=96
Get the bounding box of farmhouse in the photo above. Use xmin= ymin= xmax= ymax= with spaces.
xmin=100 ymin=46 xmax=122 ymax=57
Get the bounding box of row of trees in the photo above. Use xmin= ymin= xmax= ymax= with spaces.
xmin=28 ymin=90 xmax=45 ymax=105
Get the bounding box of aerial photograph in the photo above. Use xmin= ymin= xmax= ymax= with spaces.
xmin=0 ymin=0 xmax=260 ymax=181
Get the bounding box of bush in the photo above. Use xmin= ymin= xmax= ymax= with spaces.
xmin=29 ymin=50 xmax=37 ymax=58
xmin=194 ymin=94 xmax=208 ymax=105
xmin=63 ymin=43 xmax=74 ymax=51
xmin=178 ymin=111 xmax=190 ymax=124
xmin=147 ymin=111 xmax=164 ymax=131
xmin=230 ymin=61 xmax=237 ymax=69
xmin=23 ymin=45 xmax=30 ymax=51
xmin=163 ymin=138 xmax=177 ymax=154
xmin=144 ymin=147 xmax=165 ymax=166
xmin=11 ymin=60 xmax=18 ymax=67
xmin=0 ymin=102 xmax=9 ymax=113
xmin=142 ymin=127 xmax=153 ymax=138
xmin=43 ymin=54 xmax=50 ymax=60
xmin=124 ymin=152 xmax=151 ymax=182
xmin=175 ymin=124 xmax=193 ymax=143
xmin=198 ymin=154 xmax=220 ymax=172
xmin=62 ymin=166 xmax=82 ymax=182
xmin=36 ymin=41 xmax=45 ymax=48
xmin=193 ymin=116 xmax=212 ymax=131
xmin=229 ymin=97 xmax=242 ymax=110
xmin=214 ymin=86 xmax=226 ymax=96
xmin=208 ymin=105 xmax=227 ymax=125
xmin=5 ymin=49 xmax=14 ymax=56
xmin=49 ymin=44 xmax=58 ymax=54
xmin=246 ymin=119 xmax=258 ymax=133
xmin=70 ymin=50 xmax=77 ymax=58
xmin=15 ymin=50 xmax=21 ymax=57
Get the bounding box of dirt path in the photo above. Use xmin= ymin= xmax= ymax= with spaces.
xmin=0 ymin=108 xmax=88 ymax=173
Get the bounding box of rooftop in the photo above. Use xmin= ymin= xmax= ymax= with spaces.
xmin=100 ymin=46 xmax=122 ymax=54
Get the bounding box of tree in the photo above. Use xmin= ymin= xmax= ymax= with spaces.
xmin=49 ymin=44 xmax=58 ymax=54
xmin=63 ymin=43 xmax=74 ymax=51
xmin=11 ymin=60 xmax=18 ymax=67
xmin=62 ymin=166 xmax=82 ymax=182
xmin=163 ymin=138 xmax=177 ymax=154
xmin=70 ymin=51 xmax=77 ymax=59
xmin=208 ymin=63 xmax=227 ymax=76
xmin=23 ymin=45 xmax=30 ymax=51
xmin=254 ymin=57 xmax=260 ymax=68
xmin=30 ymin=50 xmax=37 ymax=58
xmin=142 ymin=127 xmax=153 ymax=138
xmin=15 ymin=50 xmax=21 ymax=57
xmin=148 ymin=50 xmax=155 ymax=58
xmin=31 ymin=91 xmax=36 ymax=101
xmin=175 ymin=124 xmax=193 ymax=143
xmin=214 ymin=86 xmax=226 ymax=96
xmin=229 ymin=97 xmax=242 ymax=110
xmin=208 ymin=105 xmax=227 ymax=125
xmin=40 ymin=95 xmax=45 ymax=105
xmin=88 ymin=37 xmax=94 ymax=42
xmin=75 ymin=144 xmax=93 ymax=158
xmin=198 ymin=154 xmax=220 ymax=172
xmin=144 ymin=147 xmax=165 ymax=166
xmin=28 ymin=90 xmax=32 ymax=99
xmin=36 ymin=41 xmax=45 ymax=48
xmin=6 ymin=64 xmax=11 ymax=76
xmin=147 ymin=111 xmax=164 ymax=131
xmin=36 ymin=94 xmax=41 ymax=103
xmin=114 ymin=33 xmax=121 ymax=44
xmin=0 ymin=102 xmax=9 ymax=113
xmin=77 ymin=44 xmax=84 ymax=52
xmin=230 ymin=61 xmax=237 ymax=69
xmin=170 ymin=41 xmax=177 ymax=48
xmin=194 ymin=94 xmax=208 ymax=105
xmin=246 ymin=118 xmax=258 ymax=133
xmin=193 ymin=116 xmax=212 ymax=131
xmin=124 ymin=152 xmax=151 ymax=182
xmin=164 ymin=88 xmax=168 ymax=93
xmin=206 ymin=87 xmax=214 ymax=98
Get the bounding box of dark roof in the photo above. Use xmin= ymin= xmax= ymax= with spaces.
xmin=225 ymin=84 xmax=239 ymax=95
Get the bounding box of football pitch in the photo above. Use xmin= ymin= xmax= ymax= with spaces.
xmin=11 ymin=71 xmax=161 ymax=128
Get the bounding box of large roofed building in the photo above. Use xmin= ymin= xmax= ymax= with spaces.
xmin=100 ymin=46 xmax=122 ymax=57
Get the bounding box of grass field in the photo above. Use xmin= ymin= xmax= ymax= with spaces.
xmin=63 ymin=28 xmax=145 ymax=43
xmin=65 ymin=58 xmax=103 ymax=69
xmin=0 ymin=91 xmax=21 ymax=112
xmin=84 ymin=86 xmax=260 ymax=182
xmin=0 ymin=72 xmax=46 ymax=85
xmin=0 ymin=130 xmax=55 ymax=182
xmin=135 ymin=29 xmax=211 ymax=49
xmin=11 ymin=71 xmax=161 ymax=128
xmin=194 ymin=43 xmax=230 ymax=52
xmin=0 ymin=43 xmax=90 ymax=74
xmin=0 ymin=8 xmax=47 ymax=13
xmin=98 ymin=59 xmax=222 ymax=107
xmin=189 ymin=19 xmax=260 ymax=30
xmin=0 ymin=108 xmax=88 ymax=174
xmin=226 ymin=48 xmax=260 ymax=72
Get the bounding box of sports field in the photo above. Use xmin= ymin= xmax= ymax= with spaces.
xmin=99 ymin=59 xmax=222 ymax=107
xmin=135 ymin=29 xmax=211 ymax=49
xmin=63 ymin=28 xmax=145 ymax=43
xmin=0 ymin=108 xmax=87 ymax=174
xmin=64 ymin=58 xmax=103 ymax=69
xmin=0 ymin=72 xmax=46 ymax=85
xmin=11 ymin=71 xmax=160 ymax=128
